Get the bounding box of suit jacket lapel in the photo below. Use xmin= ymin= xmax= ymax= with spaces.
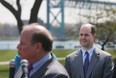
xmin=30 ymin=57 xmax=53 ymax=78
xmin=75 ymin=50 xmax=84 ymax=78
xmin=86 ymin=48 xmax=100 ymax=78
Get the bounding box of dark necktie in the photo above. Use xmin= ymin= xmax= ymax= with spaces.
xmin=28 ymin=64 xmax=33 ymax=77
xmin=83 ymin=52 xmax=89 ymax=78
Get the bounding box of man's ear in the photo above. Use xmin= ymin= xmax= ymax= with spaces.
xmin=93 ymin=34 xmax=96 ymax=39
xmin=34 ymin=42 xmax=42 ymax=52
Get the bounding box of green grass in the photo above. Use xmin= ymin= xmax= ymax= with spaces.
xmin=0 ymin=49 xmax=116 ymax=78
xmin=0 ymin=65 xmax=9 ymax=78
xmin=52 ymin=49 xmax=75 ymax=65
xmin=0 ymin=36 xmax=19 ymax=40
xmin=52 ymin=49 xmax=75 ymax=57
xmin=0 ymin=50 xmax=17 ymax=61
xmin=107 ymin=50 xmax=116 ymax=58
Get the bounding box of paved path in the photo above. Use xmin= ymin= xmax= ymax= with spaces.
xmin=0 ymin=57 xmax=65 ymax=65
xmin=0 ymin=61 xmax=9 ymax=65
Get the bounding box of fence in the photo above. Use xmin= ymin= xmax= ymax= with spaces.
xmin=0 ymin=40 xmax=115 ymax=50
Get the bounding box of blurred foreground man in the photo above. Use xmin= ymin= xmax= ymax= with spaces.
xmin=65 ymin=23 xmax=113 ymax=78
xmin=15 ymin=23 xmax=69 ymax=78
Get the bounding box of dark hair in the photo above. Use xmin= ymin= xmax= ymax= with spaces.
xmin=31 ymin=32 xmax=53 ymax=52
xmin=91 ymin=25 xmax=96 ymax=35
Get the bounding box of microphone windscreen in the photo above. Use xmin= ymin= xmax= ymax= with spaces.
xmin=14 ymin=59 xmax=29 ymax=78
xmin=9 ymin=59 xmax=15 ymax=67
xmin=20 ymin=59 xmax=28 ymax=67
xmin=21 ymin=59 xmax=29 ymax=78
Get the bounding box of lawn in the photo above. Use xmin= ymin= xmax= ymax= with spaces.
xmin=0 ymin=49 xmax=116 ymax=78
xmin=0 ymin=65 xmax=9 ymax=78
xmin=0 ymin=50 xmax=17 ymax=61
xmin=107 ymin=50 xmax=116 ymax=58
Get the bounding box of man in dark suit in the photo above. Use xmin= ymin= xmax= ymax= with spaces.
xmin=64 ymin=23 xmax=113 ymax=78
xmin=16 ymin=23 xmax=69 ymax=78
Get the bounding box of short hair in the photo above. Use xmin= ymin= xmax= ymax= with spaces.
xmin=31 ymin=32 xmax=53 ymax=52
xmin=22 ymin=23 xmax=53 ymax=52
xmin=91 ymin=25 xmax=96 ymax=35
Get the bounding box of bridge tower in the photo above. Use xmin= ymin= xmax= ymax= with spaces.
xmin=46 ymin=0 xmax=65 ymax=40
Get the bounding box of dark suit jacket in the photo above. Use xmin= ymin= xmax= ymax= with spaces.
xmin=30 ymin=55 xmax=70 ymax=78
xmin=112 ymin=63 xmax=116 ymax=78
xmin=65 ymin=48 xmax=113 ymax=78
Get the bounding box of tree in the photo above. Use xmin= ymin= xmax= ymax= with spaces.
xmin=92 ymin=5 xmax=116 ymax=50
xmin=0 ymin=0 xmax=43 ymax=33
xmin=96 ymin=21 xmax=116 ymax=50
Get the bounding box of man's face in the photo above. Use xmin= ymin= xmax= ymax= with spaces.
xmin=79 ymin=26 xmax=96 ymax=48
xmin=17 ymin=31 xmax=35 ymax=60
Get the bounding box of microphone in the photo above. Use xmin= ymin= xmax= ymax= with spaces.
xmin=21 ymin=59 xmax=28 ymax=78
xmin=9 ymin=59 xmax=16 ymax=78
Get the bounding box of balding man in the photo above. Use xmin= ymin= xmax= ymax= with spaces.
xmin=64 ymin=23 xmax=113 ymax=78
xmin=16 ymin=23 xmax=69 ymax=78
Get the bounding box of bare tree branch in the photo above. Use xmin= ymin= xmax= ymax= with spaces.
xmin=1 ymin=0 xmax=23 ymax=33
xmin=29 ymin=0 xmax=43 ymax=23
xmin=0 ymin=0 xmax=43 ymax=33
xmin=17 ymin=0 xmax=21 ymax=17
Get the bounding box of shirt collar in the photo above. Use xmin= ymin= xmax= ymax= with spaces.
xmin=82 ymin=46 xmax=95 ymax=57
xmin=29 ymin=53 xmax=52 ymax=77
xmin=32 ymin=52 xmax=51 ymax=70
